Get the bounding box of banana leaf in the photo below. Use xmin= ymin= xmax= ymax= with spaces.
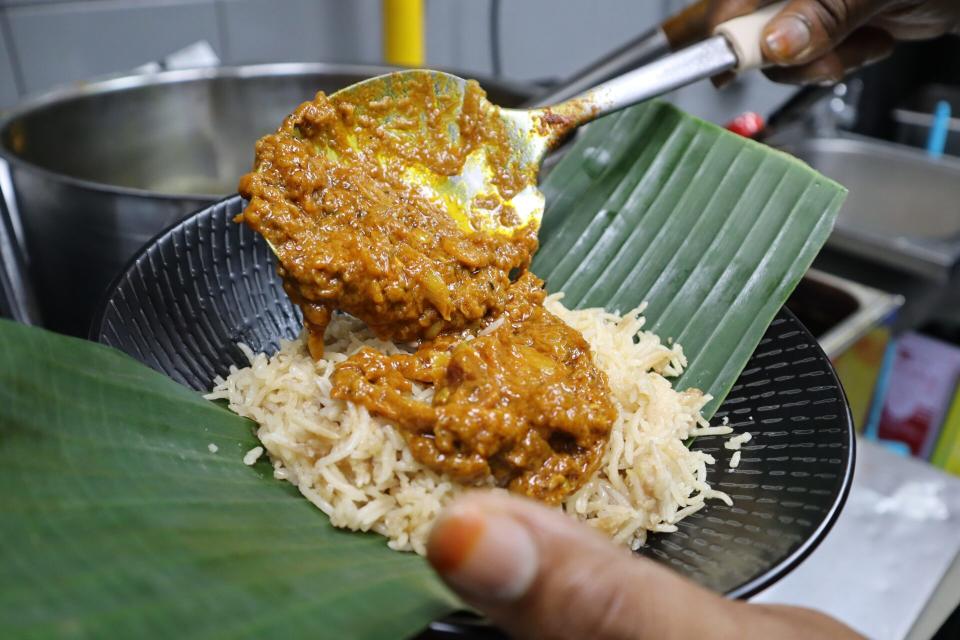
xmin=0 ymin=319 xmax=457 ymax=639
xmin=0 ymin=101 xmax=844 ymax=638
xmin=534 ymin=102 xmax=844 ymax=416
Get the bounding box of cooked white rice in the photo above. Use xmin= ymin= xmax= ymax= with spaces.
xmin=207 ymin=293 xmax=734 ymax=553
xmin=243 ymin=445 xmax=265 ymax=466
xmin=729 ymin=450 xmax=742 ymax=469
xmin=725 ymin=431 xmax=752 ymax=450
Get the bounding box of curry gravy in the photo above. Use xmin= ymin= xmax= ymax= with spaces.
xmin=239 ymin=79 xmax=615 ymax=503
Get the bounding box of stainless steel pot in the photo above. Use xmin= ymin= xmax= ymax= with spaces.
xmin=0 ymin=63 xmax=534 ymax=336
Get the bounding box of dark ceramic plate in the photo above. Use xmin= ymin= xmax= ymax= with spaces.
xmin=93 ymin=196 xmax=855 ymax=632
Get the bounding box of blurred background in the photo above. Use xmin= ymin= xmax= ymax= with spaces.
xmin=0 ymin=0 xmax=793 ymax=120
xmin=1 ymin=2 xmax=960 ymax=637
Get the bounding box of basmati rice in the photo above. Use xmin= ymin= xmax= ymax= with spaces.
xmin=725 ymin=431 xmax=752 ymax=450
xmin=208 ymin=293 xmax=735 ymax=553
xmin=243 ymin=446 xmax=264 ymax=466
xmin=730 ymin=450 xmax=742 ymax=469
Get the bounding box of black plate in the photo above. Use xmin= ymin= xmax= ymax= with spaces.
xmin=93 ymin=195 xmax=855 ymax=607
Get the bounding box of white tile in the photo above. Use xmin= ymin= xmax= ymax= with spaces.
xmin=0 ymin=1 xmax=85 ymax=6
xmin=219 ymin=0 xmax=380 ymax=65
xmin=424 ymin=0 xmax=668 ymax=84
xmin=8 ymin=0 xmax=221 ymax=96
xmin=0 ymin=15 xmax=20 ymax=108
xmin=496 ymin=0 xmax=664 ymax=82
xmin=426 ymin=0 xmax=492 ymax=78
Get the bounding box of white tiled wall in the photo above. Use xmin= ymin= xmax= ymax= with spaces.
xmin=7 ymin=0 xmax=221 ymax=95
xmin=218 ymin=0 xmax=381 ymax=66
xmin=0 ymin=0 xmax=794 ymax=124
xmin=0 ymin=16 xmax=20 ymax=107
xmin=426 ymin=0 xmax=665 ymax=82
xmin=498 ymin=0 xmax=664 ymax=82
xmin=426 ymin=0 xmax=493 ymax=78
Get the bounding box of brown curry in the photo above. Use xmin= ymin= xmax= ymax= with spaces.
xmin=238 ymin=77 xmax=537 ymax=358
xmin=331 ymin=272 xmax=616 ymax=503
xmin=238 ymin=78 xmax=615 ymax=504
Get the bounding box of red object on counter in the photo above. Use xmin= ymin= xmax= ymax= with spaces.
xmin=878 ymin=332 xmax=960 ymax=457
xmin=725 ymin=112 xmax=765 ymax=139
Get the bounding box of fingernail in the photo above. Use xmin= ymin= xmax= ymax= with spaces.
xmin=764 ymin=15 xmax=812 ymax=62
xmin=427 ymin=502 xmax=538 ymax=602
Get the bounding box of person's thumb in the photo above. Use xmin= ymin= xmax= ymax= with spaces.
xmin=426 ymin=491 xmax=738 ymax=640
xmin=427 ymin=492 xmax=865 ymax=640
xmin=761 ymin=0 xmax=890 ymax=64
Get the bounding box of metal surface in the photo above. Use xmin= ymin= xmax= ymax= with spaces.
xmin=307 ymin=33 xmax=736 ymax=250
xmin=0 ymin=158 xmax=40 ymax=324
xmin=763 ymin=82 xmax=860 ymax=141
xmin=0 ymin=64 xmax=534 ymax=336
xmin=318 ymin=70 xmax=550 ymax=237
xmin=317 ymin=36 xmax=738 ymax=266
xmin=527 ymin=27 xmax=671 ymax=107
xmin=893 ymin=84 xmax=960 ymax=157
xmin=753 ymin=439 xmax=960 ymax=640
xmin=780 ymin=135 xmax=960 ymax=279
xmin=908 ymin=551 xmax=960 ymax=640
xmin=567 ymin=35 xmax=737 ymax=118
xmin=788 ymin=268 xmax=903 ymax=359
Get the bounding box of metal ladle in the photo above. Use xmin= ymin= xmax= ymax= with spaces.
xmin=319 ymin=2 xmax=787 ymax=236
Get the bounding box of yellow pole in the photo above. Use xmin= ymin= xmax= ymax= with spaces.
xmin=383 ymin=0 xmax=424 ymax=67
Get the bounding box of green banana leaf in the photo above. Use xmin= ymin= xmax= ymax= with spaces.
xmin=0 ymin=101 xmax=844 ymax=638
xmin=0 ymin=319 xmax=457 ymax=639
xmin=534 ymin=102 xmax=845 ymax=416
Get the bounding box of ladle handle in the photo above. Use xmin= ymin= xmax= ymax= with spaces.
xmin=527 ymin=0 xmax=714 ymax=108
xmin=540 ymin=2 xmax=787 ymax=139
xmin=714 ymin=1 xmax=788 ymax=71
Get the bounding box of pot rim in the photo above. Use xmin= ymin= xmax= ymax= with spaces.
xmin=0 ymin=62 xmax=535 ymax=201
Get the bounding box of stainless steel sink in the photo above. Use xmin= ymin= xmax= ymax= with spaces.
xmin=777 ymin=135 xmax=960 ymax=279
xmin=787 ymin=268 xmax=902 ymax=359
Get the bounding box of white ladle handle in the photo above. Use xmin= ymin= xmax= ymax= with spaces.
xmin=539 ymin=1 xmax=788 ymax=143
xmin=714 ymin=1 xmax=788 ymax=71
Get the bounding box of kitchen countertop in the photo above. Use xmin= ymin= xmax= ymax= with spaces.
xmin=909 ymin=551 xmax=960 ymax=640
xmin=751 ymin=439 xmax=960 ymax=639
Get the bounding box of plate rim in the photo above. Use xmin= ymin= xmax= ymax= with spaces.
xmin=722 ymin=316 xmax=856 ymax=600
xmin=91 ymin=193 xmax=857 ymax=601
